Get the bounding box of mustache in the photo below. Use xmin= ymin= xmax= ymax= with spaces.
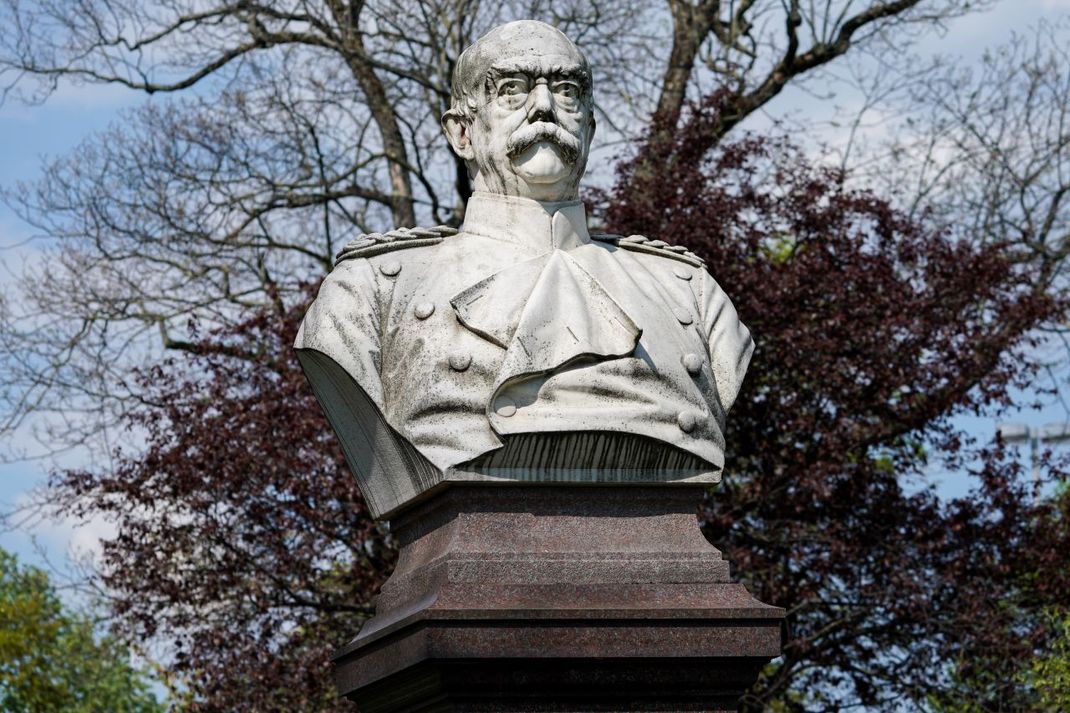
xmin=506 ymin=121 xmax=581 ymax=163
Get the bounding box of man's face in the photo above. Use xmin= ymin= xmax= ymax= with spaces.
xmin=446 ymin=38 xmax=595 ymax=202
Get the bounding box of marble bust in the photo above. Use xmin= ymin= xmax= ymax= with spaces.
xmin=295 ymin=20 xmax=753 ymax=518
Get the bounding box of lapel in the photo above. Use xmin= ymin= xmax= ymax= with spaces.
xmin=452 ymin=250 xmax=641 ymax=390
xmin=449 ymin=193 xmax=642 ymax=389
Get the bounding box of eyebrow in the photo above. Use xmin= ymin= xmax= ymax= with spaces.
xmin=488 ymin=60 xmax=590 ymax=87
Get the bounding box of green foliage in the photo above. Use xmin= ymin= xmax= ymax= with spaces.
xmin=1031 ymin=611 xmax=1070 ymax=709
xmin=1024 ymin=488 xmax=1070 ymax=711
xmin=0 ymin=547 xmax=164 ymax=713
xmin=922 ymin=479 xmax=1070 ymax=712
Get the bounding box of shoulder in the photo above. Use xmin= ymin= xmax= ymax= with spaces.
xmin=590 ymin=233 xmax=705 ymax=268
xmin=314 ymin=224 xmax=462 ymax=316
xmin=335 ymin=225 xmax=459 ymax=265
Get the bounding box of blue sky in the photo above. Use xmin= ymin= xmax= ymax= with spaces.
xmin=2 ymin=0 xmax=1069 ymax=575
xmin=0 ymin=81 xmax=140 ymax=575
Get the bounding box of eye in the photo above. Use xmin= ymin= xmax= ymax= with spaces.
xmin=554 ymin=82 xmax=579 ymax=98
xmin=553 ymin=81 xmax=582 ymax=108
xmin=495 ymin=77 xmax=530 ymax=109
xmin=497 ymin=78 xmax=529 ymax=97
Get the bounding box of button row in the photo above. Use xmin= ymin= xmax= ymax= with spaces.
xmin=493 ymin=396 xmax=705 ymax=433
xmin=406 ymin=295 xmax=695 ymax=327
xmin=681 ymin=352 xmax=702 ymax=374
xmin=676 ymin=410 xmax=703 ymax=433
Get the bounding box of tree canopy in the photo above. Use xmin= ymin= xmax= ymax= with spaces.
xmin=0 ymin=547 xmax=164 ymax=712
xmin=1031 ymin=606 xmax=1070 ymax=711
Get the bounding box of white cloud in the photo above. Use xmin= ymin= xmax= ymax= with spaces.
xmin=12 ymin=488 xmax=117 ymax=564
xmin=0 ymin=79 xmax=137 ymax=121
xmin=46 ymin=80 xmax=139 ymax=110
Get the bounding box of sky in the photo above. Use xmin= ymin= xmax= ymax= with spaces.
xmin=0 ymin=81 xmax=139 ymax=579
xmin=1 ymin=0 xmax=1069 ymax=579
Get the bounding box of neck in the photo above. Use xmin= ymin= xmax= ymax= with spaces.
xmin=461 ymin=192 xmax=591 ymax=254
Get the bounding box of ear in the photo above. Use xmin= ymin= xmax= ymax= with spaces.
xmin=442 ymin=110 xmax=475 ymax=161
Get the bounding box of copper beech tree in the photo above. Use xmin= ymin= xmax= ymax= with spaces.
xmin=53 ymin=96 xmax=1070 ymax=711
xmin=603 ymin=97 xmax=1070 ymax=711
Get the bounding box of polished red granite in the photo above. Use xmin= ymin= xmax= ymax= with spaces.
xmin=335 ymin=485 xmax=784 ymax=712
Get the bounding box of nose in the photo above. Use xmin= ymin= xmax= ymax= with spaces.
xmin=526 ymin=82 xmax=555 ymax=123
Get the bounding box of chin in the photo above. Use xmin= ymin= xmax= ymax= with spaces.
xmin=513 ymin=143 xmax=573 ymax=185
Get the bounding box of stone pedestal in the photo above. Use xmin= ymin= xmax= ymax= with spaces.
xmin=335 ymin=486 xmax=787 ymax=706
xmin=334 ymin=485 xmax=783 ymax=712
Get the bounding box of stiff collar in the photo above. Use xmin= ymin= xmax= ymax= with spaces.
xmin=462 ymin=191 xmax=591 ymax=254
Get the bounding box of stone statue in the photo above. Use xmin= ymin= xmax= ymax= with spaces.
xmin=295 ymin=20 xmax=753 ymax=518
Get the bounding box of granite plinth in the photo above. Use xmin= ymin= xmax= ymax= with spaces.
xmin=334 ymin=485 xmax=784 ymax=712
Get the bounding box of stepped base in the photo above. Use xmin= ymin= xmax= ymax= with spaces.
xmin=334 ymin=485 xmax=784 ymax=712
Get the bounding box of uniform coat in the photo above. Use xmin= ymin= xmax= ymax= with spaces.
xmin=295 ymin=192 xmax=753 ymax=516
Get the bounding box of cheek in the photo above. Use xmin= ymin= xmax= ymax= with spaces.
xmin=479 ymin=110 xmax=527 ymax=141
xmin=558 ymin=111 xmax=590 ymax=133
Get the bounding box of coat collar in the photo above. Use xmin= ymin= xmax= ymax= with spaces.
xmin=462 ymin=192 xmax=590 ymax=254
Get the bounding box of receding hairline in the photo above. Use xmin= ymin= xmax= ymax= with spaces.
xmin=472 ymin=20 xmax=584 ymax=58
xmin=451 ymin=21 xmax=590 ymax=101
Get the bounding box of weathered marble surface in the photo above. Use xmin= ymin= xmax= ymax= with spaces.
xmin=295 ymin=20 xmax=753 ymax=518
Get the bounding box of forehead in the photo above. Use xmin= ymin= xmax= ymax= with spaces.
xmin=456 ymin=23 xmax=589 ymax=96
xmin=481 ymin=23 xmax=584 ymax=64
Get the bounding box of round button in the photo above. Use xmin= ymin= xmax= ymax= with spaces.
xmin=682 ymin=353 xmax=703 ymax=375
xmin=674 ymin=308 xmax=694 ymax=326
xmin=449 ymin=353 xmax=472 ymax=372
xmin=677 ymin=411 xmax=702 ymax=433
xmin=414 ymin=302 xmax=435 ymax=320
xmin=379 ymin=261 xmax=402 ymax=277
xmin=673 ymin=266 xmax=693 ymax=280
xmin=495 ymin=397 xmax=517 ymax=418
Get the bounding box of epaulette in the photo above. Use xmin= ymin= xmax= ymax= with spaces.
xmin=335 ymin=225 xmax=458 ymax=265
xmin=590 ymin=233 xmax=705 ymax=268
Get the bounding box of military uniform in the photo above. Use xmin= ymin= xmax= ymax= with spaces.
xmin=295 ymin=192 xmax=752 ymax=517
